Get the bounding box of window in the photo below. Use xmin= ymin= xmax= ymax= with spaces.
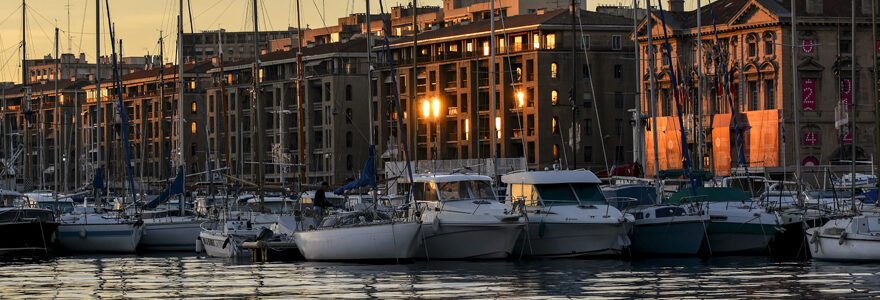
xmin=545 ymin=33 xmax=556 ymax=50
xmin=345 ymin=108 xmax=352 ymax=124
xmin=748 ymin=41 xmax=757 ymax=57
xmin=190 ymin=122 xmax=197 ymax=134
xmin=612 ymin=35 xmax=621 ymax=50
xmin=553 ymin=144 xmax=560 ymax=161
xmin=550 ymin=62 xmax=558 ymax=78
xmin=527 ymin=115 xmax=534 ymax=136
xmin=191 ymin=101 xmax=197 ymax=113
xmin=582 ymin=64 xmax=591 ymax=79
xmin=460 ymin=94 xmax=468 ymax=113
xmin=583 ymin=146 xmax=592 ymax=162
xmin=764 ymin=40 xmax=773 ymax=55
xmin=748 ymin=81 xmax=758 ymax=111
xmin=509 ymin=183 xmax=539 ymax=206
xmin=483 ymin=41 xmax=490 ymax=56
xmin=764 ymin=79 xmax=776 ymax=109
xmin=615 ymin=118 xmax=623 ymax=136
xmin=614 ymin=92 xmax=623 ymax=109
xmin=661 ymin=89 xmax=672 ymax=116
xmin=582 ymin=34 xmax=591 ymax=49
xmin=346 ymin=131 xmax=353 ymax=148
xmin=551 ymin=90 xmax=559 ymax=105
xmin=613 ymin=65 xmax=622 ymax=79
xmin=345 ymin=84 xmax=352 ymax=101
xmin=513 ymin=35 xmax=523 ymax=52
xmin=552 ymin=116 xmax=559 ymax=135
xmin=533 ymin=33 xmax=540 ymax=49
xmin=584 ymin=119 xmax=592 ymax=136
xmin=346 ymin=155 xmax=353 ymax=171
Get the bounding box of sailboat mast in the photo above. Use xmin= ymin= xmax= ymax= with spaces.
xmin=158 ymin=32 xmax=166 ymax=184
xmin=489 ymin=0 xmax=498 ymax=176
xmin=96 ymin=0 xmax=104 ymax=197
xmin=218 ymin=31 xmax=231 ymax=178
xmin=569 ymin=0 xmax=577 ymax=169
xmin=178 ymin=0 xmax=186 ymax=213
xmin=296 ymin=0 xmax=306 ymax=185
xmin=365 ymin=0 xmax=377 ymax=204
xmin=412 ymin=0 xmax=418 ymax=172
xmin=252 ymin=0 xmax=265 ymax=208
xmin=791 ymin=0 xmax=802 ymax=201
xmin=632 ymin=0 xmax=643 ymax=167
xmin=647 ymin=2 xmax=661 ymax=202
xmin=873 ymin=0 xmax=879 ymax=182
xmin=54 ymin=27 xmax=59 ymax=202
xmin=696 ymin=0 xmax=703 ymax=170
xmin=850 ymin=0 xmax=856 ymax=212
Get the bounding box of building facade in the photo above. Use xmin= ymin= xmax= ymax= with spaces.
xmin=26 ymin=53 xmax=154 ymax=84
xmin=374 ymin=9 xmax=636 ymax=172
xmin=206 ymin=39 xmax=372 ymax=186
xmin=637 ymin=0 xmax=879 ymax=176
xmin=183 ymin=30 xmax=296 ymax=63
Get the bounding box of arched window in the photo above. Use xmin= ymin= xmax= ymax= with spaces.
xmin=346 ymin=131 xmax=353 ymax=148
xmin=191 ymin=101 xmax=197 ymax=113
xmin=550 ymin=62 xmax=558 ymax=78
xmin=190 ymin=121 xmax=197 ymax=134
xmin=346 ymin=155 xmax=353 ymax=171
xmin=345 ymin=84 xmax=353 ymax=101
xmin=551 ymin=90 xmax=558 ymax=105
xmin=553 ymin=144 xmax=560 ymax=161
xmin=552 ymin=116 xmax=559 ymax=135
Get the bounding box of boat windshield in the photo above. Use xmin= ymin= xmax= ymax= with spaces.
xmin=436 ymin=180 xmax=496 ymax=201
xmin=535 ymin=184 xmax=579 ymax=205
xmin=571 ymin=183 xmax=607 ymax=205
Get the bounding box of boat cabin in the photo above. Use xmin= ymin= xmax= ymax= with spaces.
xmin=501 ymin=170 xmax=608 ymax=207
xmin=397 ymin=174 xmax=497 ymax=202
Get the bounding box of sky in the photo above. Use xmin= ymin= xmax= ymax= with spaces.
xmin=0 ymin=0 xmax=703 ymax=84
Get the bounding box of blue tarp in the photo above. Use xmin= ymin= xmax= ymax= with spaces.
xmin=145 ymin=166 xmax=184 ymax=208
xmin=334 ymin=146 xmax=377 ymax=194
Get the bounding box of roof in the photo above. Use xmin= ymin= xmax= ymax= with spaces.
xmin=118 ymin=61 xmax=214 ymax=82
xmin=501 ymin=170 xmax=601 ymax=185
xmin=390 ymin=9 xmax=633 ymax=46
xmin=221 ymin=38 xmax=370 ymax=69
xmin=651 ymin=0 xmax=875 ymax=31
xmin=3 ymin=80 xmax=90 ymax=97
xmin=403 ymin=174 xmax=493 ymax=183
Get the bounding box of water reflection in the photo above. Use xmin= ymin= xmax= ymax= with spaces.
xmin=1 ymin=254 xmax=879 ymax=298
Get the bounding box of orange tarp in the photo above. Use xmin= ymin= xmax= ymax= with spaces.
xmin=645 ymin=116 xmax=684 ymax=177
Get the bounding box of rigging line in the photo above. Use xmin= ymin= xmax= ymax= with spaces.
xmin=77 ymin=0 xmax=87 ymax=54
xmin=26 ymin=11 xmax=55 ymax=57
xmin=494 ymin=0 xmax=527 ymax=163
xmin=0 ymin=4 xmax=22 ymax=28
xmin=206 ymin=0 xmax=237 ymax=29
xmin=0 ymin=48 xmax=19 ymax=83
xmin=260 ymin=0 xmax=274 ymax=31
xmin=193 ymin=0 xmax=226 ymax=21
xmin=26 ymin=3 xmax=58 ymax=30
xmin=310 ymin=0 xmax=342 ymax=53
xmin=242 ymin=0 xmax=251 ymax=32
xmin=576 ymin=8 xmax=610 ymax=173
xmin=187 ymin=0 xmax=216 ymax=201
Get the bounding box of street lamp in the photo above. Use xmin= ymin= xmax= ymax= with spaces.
xmin=516 ymin=90 xmax=525 ymax=108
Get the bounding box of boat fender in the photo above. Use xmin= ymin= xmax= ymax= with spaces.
xmin=839 ymin=232 xmax=848 ymax=245
xmin=195 ymin=237 xmax=204 ymax=253
xmin=222 ymin=237 xmax=230 ymax=249
xmin=538 ymin=221 xmax=546 ymax=238
xmin=432 ymin=217 xmax=441 ymax=233
xmin=79 ymin=228 xmax=87 ymax=239
xmin=809 ymin=232 xmax=819 ymax=244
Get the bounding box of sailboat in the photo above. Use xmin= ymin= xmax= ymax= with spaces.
xmin=57 ymin=0 xmax=144 ymax=253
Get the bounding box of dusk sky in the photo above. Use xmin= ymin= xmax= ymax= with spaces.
xmin=0 ymin=0 xmax=704 ymax=83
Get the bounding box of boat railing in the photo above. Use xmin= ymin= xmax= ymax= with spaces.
xmin=605 ymin=197 xmax=639 ymax=216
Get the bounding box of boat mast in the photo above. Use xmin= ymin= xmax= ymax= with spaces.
xmin=696 ymin=0 xmax=703 ymax=171
xmin=790 ymin=0 xmax=802 ymax=202
xmin=23 ymin=0 xmax=32 ymax=192
xmin=54 ymin=27 xmax=59 ymax=207
xmin=159 ymin=32 xmax=166 ymax=192
xmin=218 ymin=31 xmax=231 ymax=180
xmin=850 ymin=0 xmax=856 ymax=213
xmin=177 ymin=0 xmax=186 ymax=214
xmin=365 ymin=0 xmax=377 ymax=204
xmin=873 ymin=0 xmax=879 ymax=186
xmin=296 ymin=0 xmax=306 ymax=185
xmin=632 ymin=0 xmax=643 ymax=167
xmin=647 ymin=2 xmax=661 ymax=202
xmin=252 ymin=0 xmax=265 ymax=209
xmin=490 ymin=0 xmax=498 ymax=177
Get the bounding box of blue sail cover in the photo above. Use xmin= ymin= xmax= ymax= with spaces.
xmin=145 ymin=166 xmax=185 ymax=208
xmin=334 ymin=146 xmax=377 ymax=194
xmin=92 ymin=168 xmax=104 ymax=190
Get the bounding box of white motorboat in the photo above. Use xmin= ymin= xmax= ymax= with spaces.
xmin=294 ymin=211 xmax=421 ymax=261
xmin=57 ymin=206 xmax=144 ymax=253
xmin=198 ymin=219 xmax=269 ymax=258
xmin=806 ymin=214 xmax=880 ymax=262
xmin=666 ymin=187 xmax=782 ymax=254
xmin=502 ymin=170 xmax=634 ymax=257
xmin=402 ymin=174 xmax=522 ymax=259
xmin=139 ymin=209 xmax=204 ymax=251
xmin=605 ymin=184 xmax=708 ymax=256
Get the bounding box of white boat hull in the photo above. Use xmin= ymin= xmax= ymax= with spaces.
xmin=141 ymin=219 xmax=203 ymax=251
xmin=295 ymin=222 xmax=421 ymax=261
xmin=519 ymin=222 xmax=627 ymax=257
xmin=417 ymin=223 xmax=521 ymax=259
xmin=199 ymin=230 xmax=247 ymax=258
xmin=58 ymin=222 xmax=143 ymax=253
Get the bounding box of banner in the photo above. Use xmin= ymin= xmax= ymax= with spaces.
xmin=843 ymin=132 xmax=853 ymax=144
xmin=841 ymin=78 xmax=853 ymax=110
xmin=802 ymin=40 xmax=814 ymax=54
xmin=802 ymin=79 xmax=816 ymax=111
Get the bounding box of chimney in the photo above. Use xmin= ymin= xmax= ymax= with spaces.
xmin=667 ymin=0 xmax=684 ymax=12
xmin=79 ymin=53 xmax=86 ymax=63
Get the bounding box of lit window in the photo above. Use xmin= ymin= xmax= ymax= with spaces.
xmin=191 ymin=122 xmax=197 ymax=134
xmin=533 ymin=34 xmax=540 ymax=49
xmin=465 ymin=119 xmax=470 ymax=140
xmin=552 ymin=116 xmax=559 ymax=134
xmin=551 ymin=90 xmax=558 ymax=105
xmin=191 ymin=101 xmax=197 ymax=113
xmin=550 ymin=62 xmax=558 ymax=78
xmin=482 ymin=41 xmax=490 ymax=56
xmin=545 ymin=33 xmax=556 ymax=50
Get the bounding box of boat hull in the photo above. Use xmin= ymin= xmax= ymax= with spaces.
xmin=199 ymin=230 xmax=246 ymax=258
xmin=517 ymin=222 xmax=627 ymax=257
xmin=295 ymin=222 xmax=421 ymax=261
xmin=631 ymin=220 xmax=706 ymax=256
xmin=705 ymin=222 xmax=777 ymax=254
xmin=0 ymin=221 xmax=59 ymax=256
xmin=140 ymin=219 xmax=203 ymax=251
xmin=416 ymin=223 xmax=521 ymax=259
xmin=57 ymin=222 xmax=143 ymax=253
xmin=807 ymin=229 xmax=880 ymax=262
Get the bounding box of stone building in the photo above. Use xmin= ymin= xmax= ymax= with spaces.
xmin=374 ymin=9 xmax=637 ymax=172
xmin=206 ymin=38 xmax=372 ymax=186
xmin=183 ymin=30 xmax=296 ymax=63
xmin=637 ymin=0 xmax=879 ymax=176
xmin=26 ymin=53 xmax=154 ymax=84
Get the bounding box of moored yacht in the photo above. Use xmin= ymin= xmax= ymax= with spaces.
xmin=806 ymin=214 xmax=880 ymax=262
xmin=401 ymin=174 xmax=522 ymax=259
xmin=0 ymin=189 xmax=59 ymax=257
xmin=294 ymin=210 xmax=421 ymax=261
xmin=502 ymin=170 xmax=633 ymax=257
xmin=57 ymin=204 xmax=144 ymax=253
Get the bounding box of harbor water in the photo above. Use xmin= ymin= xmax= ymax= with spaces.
xmin=2 ymin=254 xmax=879 ymax=298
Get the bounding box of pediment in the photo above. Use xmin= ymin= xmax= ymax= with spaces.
xmin=730 ymin=1 xmax=779 ymax=26
xmin=798 ymin=56 xmax=824 ymax=72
